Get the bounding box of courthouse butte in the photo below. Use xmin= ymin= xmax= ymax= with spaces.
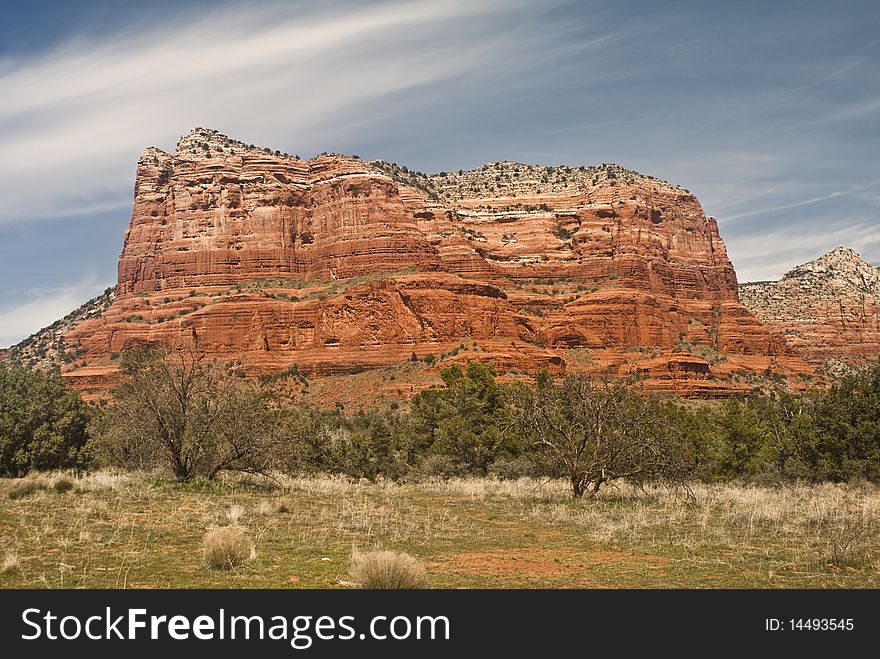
xmin=7 ymin=127 xmax=815 ymax=400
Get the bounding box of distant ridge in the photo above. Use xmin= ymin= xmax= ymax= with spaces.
xmin=739 ymin=246 xmax=880 ymax=373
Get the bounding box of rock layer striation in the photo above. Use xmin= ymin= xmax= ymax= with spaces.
xmin=739 ymin=247 xmax=880 ymax=373
xmin=11 ymin=127 xmax=811 ymax=398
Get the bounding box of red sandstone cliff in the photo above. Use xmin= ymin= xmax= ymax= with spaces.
xmin=10 ymin=127 xmax=812 ymax=399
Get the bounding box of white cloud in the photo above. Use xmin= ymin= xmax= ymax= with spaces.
xmin=730 ymin=218 xmax=880 ymax=283
xmin=721 ymin=179 xmax=880 ymax=223
xmin=0 ymin=278 xmax=104 ymax=348
xmin=0 ymin=0 xmax=566 ymax=223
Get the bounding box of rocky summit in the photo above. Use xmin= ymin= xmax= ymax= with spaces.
xmin=8 ymin=127 xmax=813 ymax=400
xmin=739 ymin=247 xmax=880 ymax=373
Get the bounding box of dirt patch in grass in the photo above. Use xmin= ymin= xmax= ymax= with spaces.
xmin=431 ymin=547 xmax=668 ymax=587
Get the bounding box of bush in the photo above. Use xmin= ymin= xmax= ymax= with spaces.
xmin=416 ymin=453 xmax=460 ymax=478
xmin=703 ymin=398 xmax=772 ymax=480
xmin=90 ymin=347 xmax=276 ymax=481
xmin=328 ymin=412 xmax=410 ymax=482
xmin=274 ymin=406 xmax=331 ymax=473
xmin=203 ymin=526 xmax=253 ymax=569
xmin=348 ymin=550 xmax=428 ymax=589
xmin=52 ymin=476 xmax=76 ymax=494
xmin=488 ymin=454 xmax=557 ymax=480
xmin=410 ymin=362 xmax=517 ymax=476
xmin=690 ymin=370 xmax=880 ymax=484
xmin=805 ymin=361 xmax=880 ymax=482
xmin=8 ymin=478 xmax=45 ymax=500
xmin=0 ymin=364 xmax=91 ymax=477
xmin=276 ymin=406 xmax=412 ymax=482
xmin=513 ymin=373 xmax=693 ymax=497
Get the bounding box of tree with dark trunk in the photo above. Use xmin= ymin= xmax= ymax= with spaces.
xmin=90 ymin=347 xmax=274 ymax=480
xmin=512 ymin=372 xmax=692 ymax=498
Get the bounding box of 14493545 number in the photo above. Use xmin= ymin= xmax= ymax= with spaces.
xmin=790 ymin=619 xmax=854 ymax=631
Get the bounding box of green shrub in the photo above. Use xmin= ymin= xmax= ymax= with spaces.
xmin=410 ymin=362 xmax=518 ymax=476
xmin=0 ymin=364 xmax=91 ymax=477
xmin=805 ymin=362 xmax=880 ymax=482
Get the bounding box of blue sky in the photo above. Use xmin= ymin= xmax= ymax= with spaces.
xmin=1 ymin=0 xmax=878 ymax=346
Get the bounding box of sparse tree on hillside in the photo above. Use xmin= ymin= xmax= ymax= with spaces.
xmin=90 ymin=347 xmax=274 ymax=480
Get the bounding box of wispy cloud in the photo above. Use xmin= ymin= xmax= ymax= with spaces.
xmin=0 ymin=278 xmax=103 ymax=348
xmin=0 ymin=0 xmax=572 ymax=223
xmin=731 ymin=218 xmax=880 ymax=282
xmin=722 ymin=179 xmax=880 ymax=222
xmin=724 ymin=190 xmax=852 ymax=222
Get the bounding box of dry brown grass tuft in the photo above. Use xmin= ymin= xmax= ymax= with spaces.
xmin=8 ymin=478 xmax=46 ymax=499
xmin=415 ymin=477 xmax=570 ymax=501
xmin=76 ymin=470 xmax=138 ymax=492
xmin=255 ymin=500 xmax=275 ymax=516
xmin=52 ymin=476 xmax=76 ymax=494
xmin=1 ymin=551 xmax=20 ymax=575
xmin=348 ymin=549 xmax=429 ymax=589
xmin=226 ymin=504 xmax=246 ymax=524
xmin=202 ymin=526 xmax=254 ymax=570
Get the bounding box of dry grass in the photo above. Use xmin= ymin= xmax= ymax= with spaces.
xmin=415 ymin=477 xmax=571 ymax=501
xmin=202 ymin=526 xmax=254 ymax=570
xmin=1 ymin=471 xmax=877 ymax=588
xmin=528 ymin=482 xmax=880 ymax=572
xmin=255 ymin=500 xmax=275 ymax=516
xmin=8 ymin=477 xmax=46 ymax=499
xmin=349 ymin=550 xmax=428 ymax=589
xmin=1 ymin=551 xmax=20 ymax=575
xmin=283 ymin=492 xmax=460 ymax=545
xmin=52 ymin=476 xmax=75 ymax=494
xmin=75 ymin=470 xmax=138 ymax=492
xmin=8 ymin=471 xmax=139 ymax=500
xmin=226 ymin=504 xmax=246 ymax=524
xmin=278 ymin=473 xmax=389 ymax=496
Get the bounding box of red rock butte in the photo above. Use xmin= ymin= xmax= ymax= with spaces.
xmin=19 ymin=127 xmax=814 ymax=398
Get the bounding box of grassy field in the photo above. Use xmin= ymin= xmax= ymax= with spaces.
xmin=1 ymin=472 xmax=878 ymax=588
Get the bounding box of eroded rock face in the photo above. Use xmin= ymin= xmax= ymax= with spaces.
xmin=740 ymin=247 xmax=880 ymax=373
xmin=119 ymin=130 xmax=441 ymax=293
xmin=17 ymin=127 xmax=811 ymax=398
